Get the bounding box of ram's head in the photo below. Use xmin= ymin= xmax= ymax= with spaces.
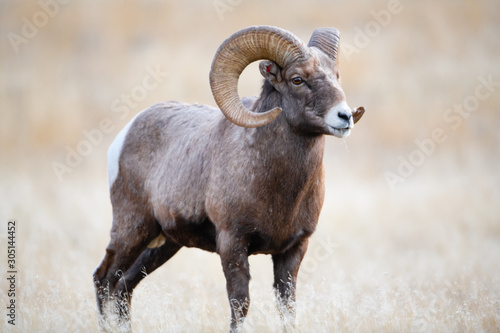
xmin=210 ymin=25 xmax=365 ymax=137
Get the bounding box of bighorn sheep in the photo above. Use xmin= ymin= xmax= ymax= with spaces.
xmin=94 ymin=25 xmax=365 ymax=332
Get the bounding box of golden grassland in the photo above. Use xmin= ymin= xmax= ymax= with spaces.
xmin=1 ymin=0 xmax=499 ymax=332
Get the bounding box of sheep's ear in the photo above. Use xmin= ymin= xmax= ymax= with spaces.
xmin=353 ymin=106 xmax=365 ymax=124
xmin=259 ymin=60 xmax=282 ymax=86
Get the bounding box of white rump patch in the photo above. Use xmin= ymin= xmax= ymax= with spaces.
xmin=107 ymin=112 xmax=143 ymax=188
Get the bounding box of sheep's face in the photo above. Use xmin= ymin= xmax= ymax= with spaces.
xmin=259 ymin=48 xmax=352 ymax=137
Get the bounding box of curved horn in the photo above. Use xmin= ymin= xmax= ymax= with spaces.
xmin=210 ymin=26 xmax=308 ymax=128
xmin=308 ymin=28 xmax=340 ymax=62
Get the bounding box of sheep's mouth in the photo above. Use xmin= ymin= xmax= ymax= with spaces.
xmin=328 ymin=125 xmax=351 ymax=138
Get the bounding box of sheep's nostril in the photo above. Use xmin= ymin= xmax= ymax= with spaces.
xmin=337 ymin=111 xmax=351 ymax=122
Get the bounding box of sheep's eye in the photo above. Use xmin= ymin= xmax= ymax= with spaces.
xmin=291 ymin=77 xmax=303 ymax=85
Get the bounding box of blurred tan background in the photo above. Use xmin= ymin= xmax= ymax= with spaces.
xmin=1 ymin=0 xmax=499 ymax=332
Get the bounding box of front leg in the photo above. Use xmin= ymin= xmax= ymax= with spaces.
xmin=272 ymin=238 xmax=309 ymax=331
xmin=217 ymin=230 xmax=251 ymax=333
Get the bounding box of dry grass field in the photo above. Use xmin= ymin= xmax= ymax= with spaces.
xmin=1 ymin=0 xmax=499 ymax=332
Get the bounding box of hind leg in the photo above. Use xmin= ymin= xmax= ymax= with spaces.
xmin=93 ymin=206 xmax=160 ymax=330
xmin=114 ymin=237 xmax=182 ymax=317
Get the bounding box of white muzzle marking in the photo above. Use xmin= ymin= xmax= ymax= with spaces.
xmin=324 ymin=101 xmax=354 ymax=138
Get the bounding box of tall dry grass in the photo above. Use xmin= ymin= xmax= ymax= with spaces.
xmin=1 ymin=0 xmax=499 ymax=332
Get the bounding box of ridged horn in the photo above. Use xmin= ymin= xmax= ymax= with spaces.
xmin=308 ymin=27 xmax=340 ymax=62
xmin=210 ymin=26 xmax=308 ymax=128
